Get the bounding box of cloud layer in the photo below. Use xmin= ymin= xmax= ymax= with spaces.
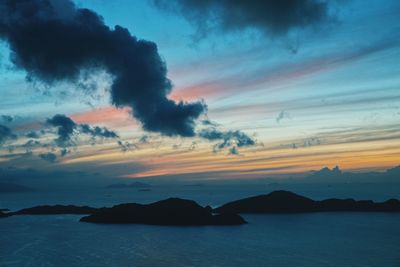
xmin=198 ymin=127 xmax=256 ymax=154
xmin=0 ymin=124 xmax=16 ymax=145
xmin=153 ymin=0 xmax=331 ymax=37
xmin=0 ymin=0 xmax=205 ymax=137
xmin=46 ymin=114 xmax=119 ymax=147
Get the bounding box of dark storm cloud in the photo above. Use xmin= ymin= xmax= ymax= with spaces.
xmin=201 ymin=119 xmax=219 ymax=127
xmin=79 ymin=124 xmax=119 ymax=139
xmin=46 ymin=114 xmax=76 ymax=146
xmin=21 ymin=140 xmax=41 ymax=153
xmin=0 ymin=0 xmax=205 ymax=137
xmin=153 ymin=0 xmax=331 ymax=36
xmin=46 ymin=114 xmax=119 ymax=147
xmin=198 ymin=127 xmax=256 ymax=152
xmin=0 ymin=124 xmax=17 ymax=145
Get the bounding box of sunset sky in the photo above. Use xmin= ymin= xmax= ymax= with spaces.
xmin=0 ymin=0 xmax=399 ymax=184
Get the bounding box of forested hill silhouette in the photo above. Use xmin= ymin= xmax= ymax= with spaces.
xmin=1 ymin=191 xmax=399 ymax=224
xmin=0 ymin=210 xmax=9 ymax=218
xmin=81 ymin=198 xmax=246 ymax=225
xmin=215 ymin=190 xmax=400 ymax=214
xmin=12 ymin=205 xmax=98 ymax=215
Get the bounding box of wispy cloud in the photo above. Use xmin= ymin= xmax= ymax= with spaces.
xmin=171 ymin=39 xmax=399 ymax=102
xmin=198 ymin=127 xmax=256 ymax=153
xmin=70 ymin=107 xmax=137 ymax=128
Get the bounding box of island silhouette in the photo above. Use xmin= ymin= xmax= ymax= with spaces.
xmin=1 ymin=191 xmax=399 ymax=226
xmin=12 ymin=205 xmax=98 ymax=215
xmin=214 ymin=190 xmax=400 ymax=214
xmin=80 ymin=198 xmax=246 ymax=225
xmin=0 ymin=210 xmax=9 ymax=218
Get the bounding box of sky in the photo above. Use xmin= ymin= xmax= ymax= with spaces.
xmin=0 ymin=0 xmax=399 ymax=186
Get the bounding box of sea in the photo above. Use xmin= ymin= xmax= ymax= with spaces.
xmin=1 ymin=183 xmax=400 ymax=267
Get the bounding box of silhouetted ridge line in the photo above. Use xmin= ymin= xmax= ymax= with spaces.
xmin=13 ymin=205 xmax=98 ymax=215
xmin=80 ymin=198 xmax=246 ymax=225
xmin=2 ymin=192 xmax=399 ymax=223
xmin=215 ymin=190 xmax=400 ymax=214
xmin=0 ymin=210 xmax=9 ymax=218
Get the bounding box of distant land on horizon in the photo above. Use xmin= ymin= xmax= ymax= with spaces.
xmin=1 ymin=165 xmax=399 ymax=192
xmin=2 ymin=190 xmax=400 ymax=226
xmin=215 ymin=190 xmax=400 ymax=214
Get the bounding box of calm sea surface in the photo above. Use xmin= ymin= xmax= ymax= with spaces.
xmin=1 ymin=185 xmax=399 ymax=266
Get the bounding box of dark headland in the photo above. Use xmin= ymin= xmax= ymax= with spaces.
xmin=12 ymin=205 xmax=98 ymax=215
xmin=80 ymin=198 xmax=246 ymax=226
xmin=0 ymin=210 xmax=9 ymax=218
xmin=215 ymin=190 xmax=400 ymax=214
xmin=2 ymin=191 xmax=399 ymax=225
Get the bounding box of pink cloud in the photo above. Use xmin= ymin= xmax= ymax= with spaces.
xmin=70 ymin=106 xmax=137 ymax=128
xmin=168 ymin=41 xmax=395 ymax=102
